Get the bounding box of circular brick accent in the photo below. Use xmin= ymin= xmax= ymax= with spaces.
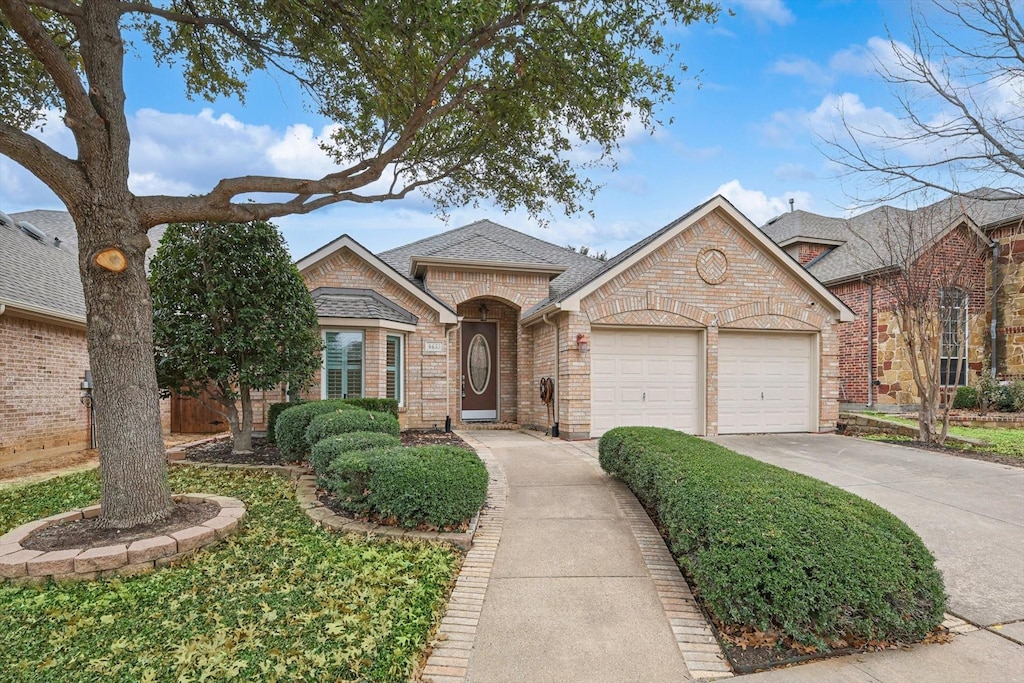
xmin=696 ymin=247 xmax=729 ymax=285
xmin=0 ymin=494 xmax=246 ymax=583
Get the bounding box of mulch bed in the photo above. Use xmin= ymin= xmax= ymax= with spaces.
xmin=399 ymin=430 xmax=469 ymax=448
xmin=183 ymin=437 xmax=287 ymax=466
xmin=865 ymin=437 xmax=1024 ymax=469
xmin=21 ymin=501 xmax=219 ymax=552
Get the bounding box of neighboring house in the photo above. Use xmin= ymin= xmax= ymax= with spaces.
xmin=761 ymin=189 xmax=1024 ymax=410
xmin=290 ymin=195 xmax=854 ymax=439
xmin=0 ymin=209 xmax=169 ymax=459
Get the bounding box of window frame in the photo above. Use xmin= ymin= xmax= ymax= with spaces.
xmin=385 ymin=333 xmax=405 ymax=407
xmin=938 ymin=287 xmax=969 ymax=387
xmin=322 ymin=329 xmax=365 ymax=400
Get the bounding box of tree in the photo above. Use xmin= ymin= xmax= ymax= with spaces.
xmin=830 ymin=0 xmax=1024 ymax=200
xmin=850 ymin=199 xmax=989 ymax=443
xmin=0 ymin=0 xmax=718 ymax=527
xmin=150 ymin=220 xmax=322 ymax=454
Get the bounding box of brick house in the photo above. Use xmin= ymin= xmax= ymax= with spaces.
xmin=291 ymin=195 xmax=854 ymax=439
xmin=0 ymin=209 xmax=169 ymax=460
xmin=762 ymin=189 xmax=1024 ymax=410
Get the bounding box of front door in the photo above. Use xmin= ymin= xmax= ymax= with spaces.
xmin=462 ymin=321 xmax=498 ymax=420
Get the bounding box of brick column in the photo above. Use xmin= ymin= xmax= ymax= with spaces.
xmin=705 ymin=324 xmax=718 ymax=437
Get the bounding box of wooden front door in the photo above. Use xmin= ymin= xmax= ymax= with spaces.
xmin=462 ymin=321 xmax=498 ymax=420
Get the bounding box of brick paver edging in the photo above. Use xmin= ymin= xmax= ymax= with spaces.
xmin=0 ymin=493 xmax=247 ymax=584
xmin=418 ymin=430 xmax=507 ymax=683
xmin=527 ymin=431 xmax=734 ymax=681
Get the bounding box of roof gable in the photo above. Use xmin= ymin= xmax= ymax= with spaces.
xmin=524 ymin=196 xmax=854 ymax=323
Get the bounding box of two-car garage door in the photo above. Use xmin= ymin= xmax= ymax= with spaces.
xmin=590 ymin=328 xmax=815 ymax=437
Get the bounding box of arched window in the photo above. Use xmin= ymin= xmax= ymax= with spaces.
xmin=939 ymin=287 xmax=968 ymax=386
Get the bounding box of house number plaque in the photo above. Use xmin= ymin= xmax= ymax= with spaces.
xmin=423 ymin=341 xmax=445 ymax=355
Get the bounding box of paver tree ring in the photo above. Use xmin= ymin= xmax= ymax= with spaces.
xmin=696 ymin=247 xmax=729 ymax=285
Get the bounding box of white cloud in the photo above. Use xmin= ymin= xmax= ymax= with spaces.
xmin=731 ymin=0 xmax=795 ymax=27
xmin=712 ymin=180 xmax=812 ymax=225
xmin=771 ymin=57 xmax=833 ymax=86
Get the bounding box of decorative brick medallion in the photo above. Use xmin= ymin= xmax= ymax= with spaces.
xmin=696 ymin=247 xmax=729 ymax=285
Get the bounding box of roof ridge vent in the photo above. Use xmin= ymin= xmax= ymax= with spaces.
xmin=19 ymin=221 xmax=47 ymax=241
xmin=0 ymin=211 xmax=13 ymax=227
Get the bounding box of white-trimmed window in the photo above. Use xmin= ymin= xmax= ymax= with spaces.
xmin=324 ymin=330 xmax=364 ymax=399
xmin=939 ymin=287 xmax=968 ymax=386
xmin=386 ymin=334 xmax=404 ymax=406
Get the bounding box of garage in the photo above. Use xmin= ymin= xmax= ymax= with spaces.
xmin=590 ymin=328 xmax=702 ymax=438
xmin=718 ymin=332 xmax=816 ymax=434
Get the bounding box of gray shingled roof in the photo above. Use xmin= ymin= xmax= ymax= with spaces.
xmin=761 ymin=188 xmax=1024 ymax=284
xmin=378 ymin=219 xmax=606 ymax=305
xmin=1 ymin=214 xmax=86 ymax=320
xmin=2 ymin=210 xmax=167 ymax=323
xmin=311 ymin=287 xmax=418 ymax=325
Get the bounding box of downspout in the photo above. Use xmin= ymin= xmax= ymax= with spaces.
xmin=445 ymin=317 xmax=463 ymax=432
xmin=990 ymin=239 xmax=1000 ymax=378
xmin=867 ymin=282 xmax=874 ymax=407
xmin=542 ymin=312 xmax=559 ymax=437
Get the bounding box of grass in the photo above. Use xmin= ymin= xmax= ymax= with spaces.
xmin=0 ymin=467 xmax=460 ymax=682
xmin=859 ymin=411 xmax=1024 ymax=458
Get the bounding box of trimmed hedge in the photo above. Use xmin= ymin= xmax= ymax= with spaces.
xmin=306 ymin=409 xmax=400 ymax=446
xmin=599 ymin=427 xmax=945 ymax=649
xmin=339 ymin=398 xmax=399 ymax=418
xmin=275 ymin=400 xmax=359 ymax=460
xmin=310 ymin=431 xmax=402 ymax=475
xmin=321 ymin=446 xmax=488 ymax=529
xmin=266 ymin=400 xmax=304 ymax=444
xmin=952 ymin=386 xmax=979 ymax=410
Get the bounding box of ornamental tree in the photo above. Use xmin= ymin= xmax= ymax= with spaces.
xmin=150 ymin=220 xmax=322 ymax=454
xmin=0 ymin=0 xmax=718 ymax=528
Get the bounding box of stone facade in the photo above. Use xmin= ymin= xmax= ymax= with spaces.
xmin=993 ymin=225 xmax=1024 ymax=378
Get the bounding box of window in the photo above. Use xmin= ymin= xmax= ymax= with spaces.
xmin=939 ymin=288 xmax=968 ymax=386
xmin=324 ymin=331 xmax=363 ymax=399
xmin=386 ymin=334 xmax=403 ymax=406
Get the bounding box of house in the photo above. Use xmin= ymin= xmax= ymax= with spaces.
xmin=0 ymin=210 xmax=169 ymax=460
xmin=761 ymin=189 xmax=1024 ymax=410
xmin=292 ymin=195 xmax=854 ymax=439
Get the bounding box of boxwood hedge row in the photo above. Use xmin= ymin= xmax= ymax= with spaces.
xmin=305 ymin=409 xmax=400 ymax=447
xmin=275 ymin=400 xmax=358 ymax=460
xmin=598 ymin=427 xmax=945 ymax=649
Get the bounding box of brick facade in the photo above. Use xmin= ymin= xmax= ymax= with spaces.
xmin=0 ymin=313 xmax=170 ymax=458
xmin=296 ymin=205 xmax=849 ymax=437
xmin=783 ymin=242 xmax=832 ymax=266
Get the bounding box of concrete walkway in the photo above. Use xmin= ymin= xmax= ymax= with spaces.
xmin=715 ymin=434 xmax=1024 ymax=683
xmin=462 ymin=430 xmax=709 ymax=683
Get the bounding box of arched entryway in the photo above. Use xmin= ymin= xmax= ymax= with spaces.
xmin=454 ymin=297 xmax=520 ymax=424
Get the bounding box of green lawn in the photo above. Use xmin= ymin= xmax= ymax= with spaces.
xmin=860 ymin=412 xmax=1024 ymax=458
xmin=0 ymin=467 xmax=460 ymax=682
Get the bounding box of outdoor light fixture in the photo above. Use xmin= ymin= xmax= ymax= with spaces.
xmin=479 ymin=303 xmax=489 ymax=321
xmin=576 ymin=333 xmax=590 ymax=354
xmin=80 ymin=370 xmax=96 ymax=449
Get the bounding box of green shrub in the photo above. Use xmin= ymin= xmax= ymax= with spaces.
xmin=321 ymin=445 xmax=488 ymax=529
xmin=306 ymin=409 xmax=400 ymax=447
xmin=340 ymin=398 xmax=400 ymax=418
xmin=266 ymin=400 xmax=303 ymax=444
xmin=952 ymin=386 xmax=978 ymax=410
xmin=367 ymin=446 xmax=488 ymax=529
xmin=275 ymin=400 xmax=358 ymax=460
xmin=1007 ymin=380 xmax=1024 ymax=412
xmin=310 ymin=431 xmax=402 ymax=475
xmin=599 ymin=427 xmax=945 ymax=649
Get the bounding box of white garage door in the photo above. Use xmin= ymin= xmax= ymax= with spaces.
xmin=718 ymin=332 xmax=815 ymax=434
xmin=591 ymin=328 xmax=701 ymax=438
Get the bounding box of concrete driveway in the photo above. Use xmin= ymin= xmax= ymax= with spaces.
xmin=713 ymin=434 xmax=1024 ymax=630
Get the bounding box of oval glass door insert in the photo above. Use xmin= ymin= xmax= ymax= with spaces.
xmin=467 ymin=334 xmax=491 ymax=394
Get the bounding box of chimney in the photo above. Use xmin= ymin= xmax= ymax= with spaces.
xmin=789 ymin=198 xmax=795 ymax=212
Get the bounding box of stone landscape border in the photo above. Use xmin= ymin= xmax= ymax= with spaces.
xmin=0 ymin=493 xmax=247 ymax=584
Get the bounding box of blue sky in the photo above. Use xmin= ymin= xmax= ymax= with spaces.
xmin=1 ymin=1 xmax=942 ymax=259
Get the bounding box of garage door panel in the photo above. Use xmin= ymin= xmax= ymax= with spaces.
xmin=719 ymin=333 xmax=814 ymax=434
xmin=591 ymin=329 xmax=701 ymax=438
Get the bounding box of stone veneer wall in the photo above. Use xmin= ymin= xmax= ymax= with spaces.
xmin=993 ymin=225 xmax=1024 ymax=378
xmin=548 ymin=210 xmax=840 ymax=438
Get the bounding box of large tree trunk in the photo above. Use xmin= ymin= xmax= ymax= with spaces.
xmin=76 ymin=207 xmax=175 ymax=528
xmin=222 ymin=386 xmax=254 ymax=454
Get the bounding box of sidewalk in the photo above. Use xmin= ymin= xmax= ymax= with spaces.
xmin=455 ymin=430 xmax=723 ymax=682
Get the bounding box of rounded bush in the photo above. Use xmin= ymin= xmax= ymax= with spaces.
xmin=310 ymin=431 xmax=402 ymax=475
xmin=266 ymin=400 xmax=303 ymax=444
xmin=952 ymin=386 xmax=979 ymax=410
xmin=367 ymin=446 xmax=488 ymax=529
xmin=274 ymin=400 xmax=358 ymax=461
xmin=305 ymin=409 xmax=400 ymax=447
xmin=599 ymin=427 xmax=946 ymax=649
xmin=322 ymin=447 xmax=403 ymax=514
